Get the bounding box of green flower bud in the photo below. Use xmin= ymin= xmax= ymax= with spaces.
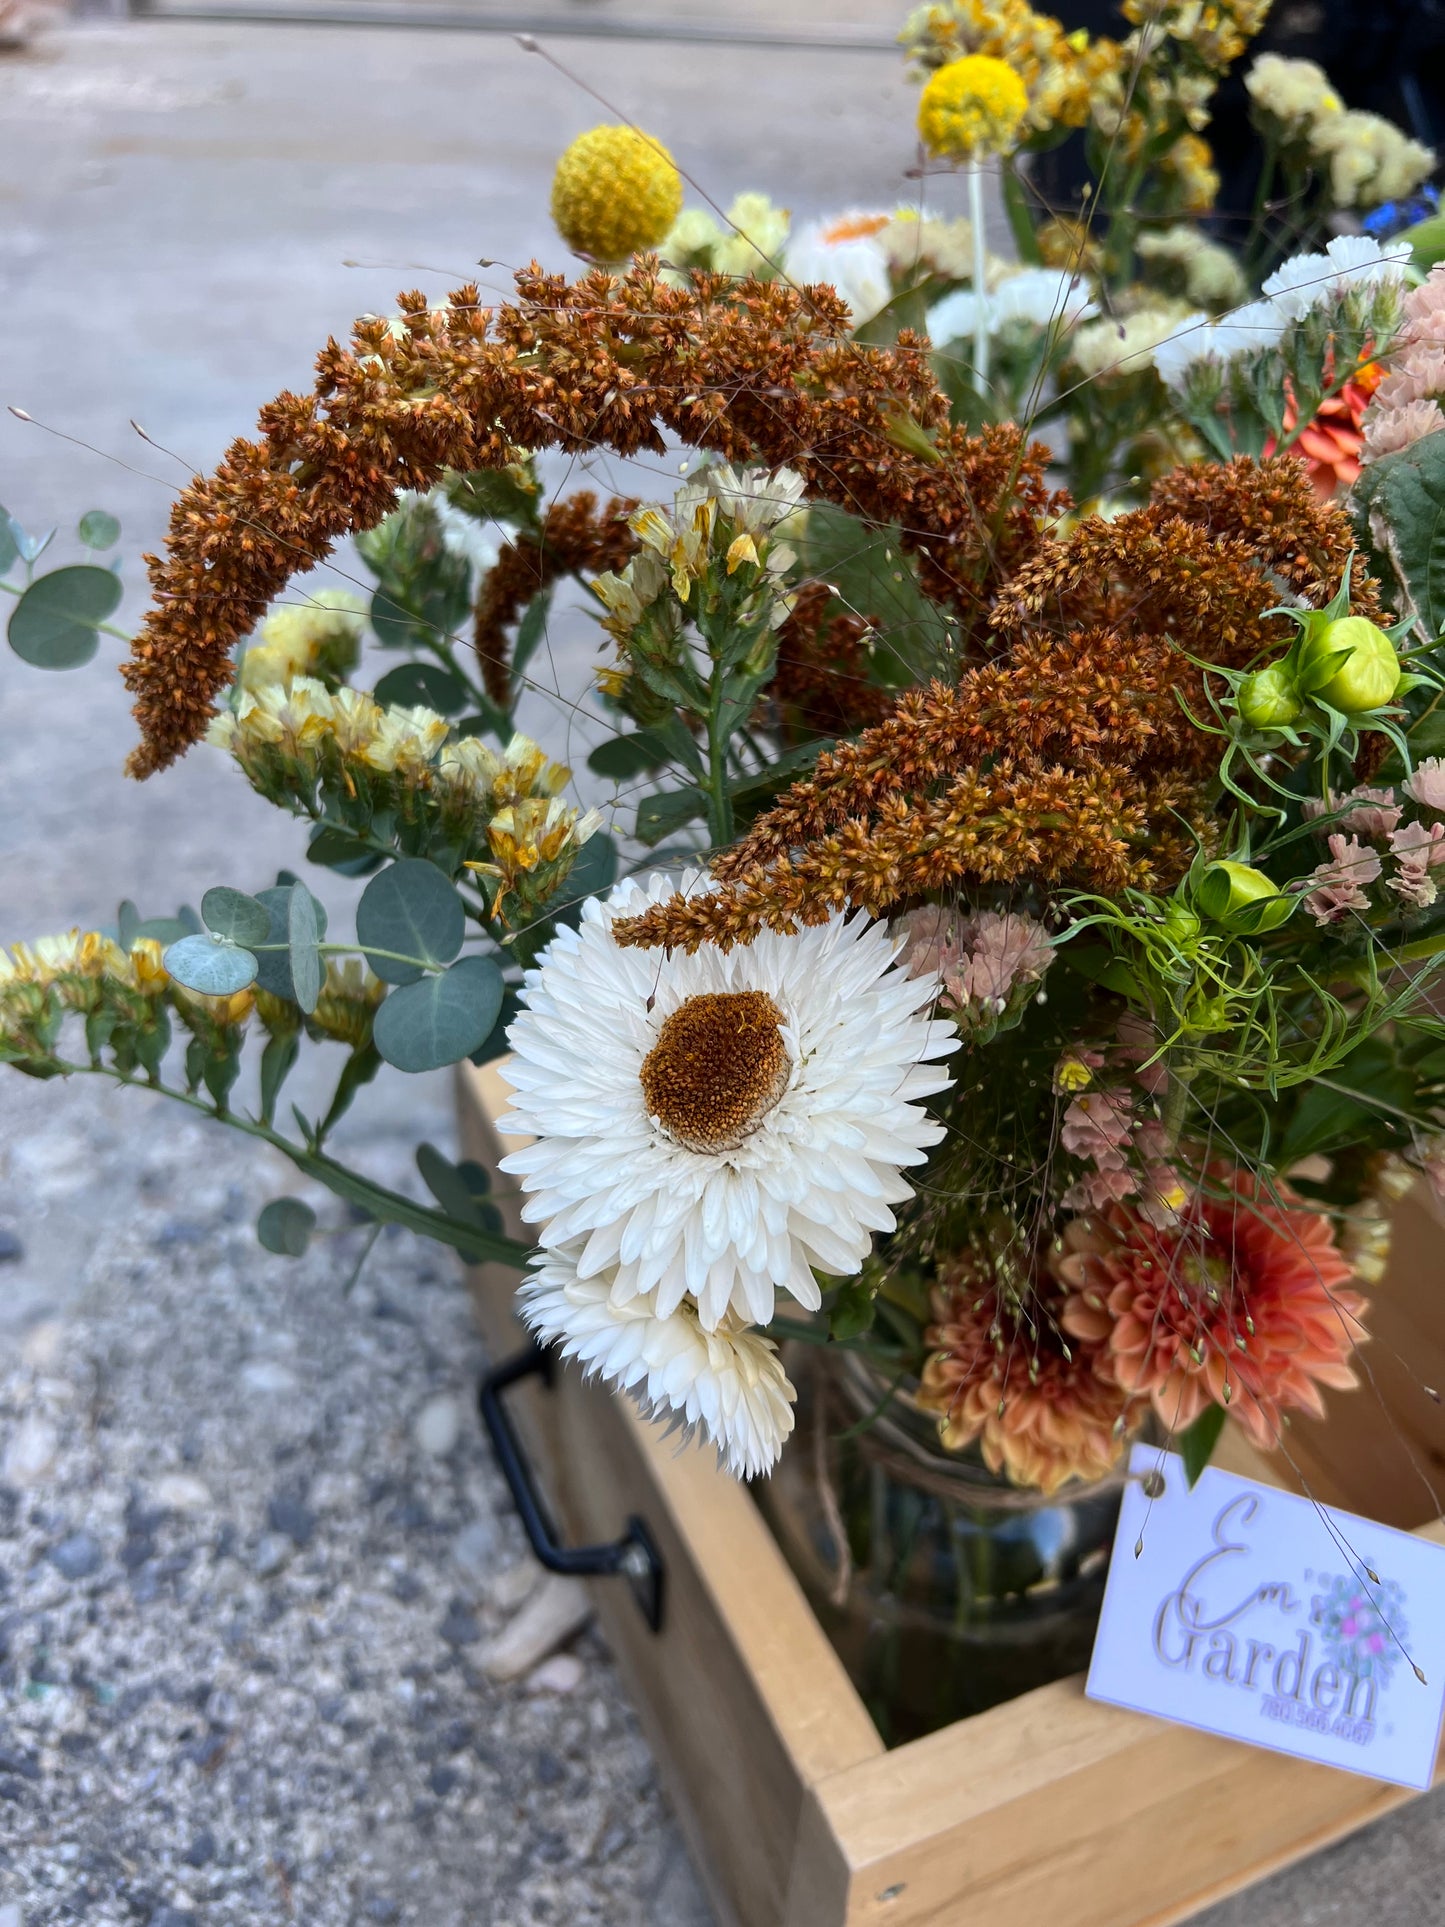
xmin=1160 ymin=900 xmax=1202 ymax=946
xmin=1301 ymin=617 xmax=1402 ymax=714
xmin=1195 ymin=860 xmax=1295 ymax=934
xmin=1237 ymin=665 xmax=1303 ymax=730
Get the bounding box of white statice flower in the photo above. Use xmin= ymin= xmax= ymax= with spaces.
xmin=500 ymin=871 xmax=956 ymax=1331
xmin=1153 ymin=299 xmax=1284 ymax=393
xmin=519 ymin=1250 xmax=796 ymax=1478
xmin=239 ymin=588 xmax=367 ymax=690
xmin=662 ymin=206 xmax=725 ymax=260
xmin=928 ymin=266 xmax=1097 ymax=346
xmin=1244 ymin=52 xmax=1341 ymax=135
xmin=1135 ymin=225 xmax=1248 ymax=310
xmin=1069 ymin=301 xmax=1205 ymax=381
xmin=705 ymin=461 xmax=806 ymax=535
xmin=785 ymin=213 xmax=893 ymax=327
xmin=1262 ymin=235 xmax=1412 ymax=323
xmin=1309 ymin=110 xmax=1435 ymax=209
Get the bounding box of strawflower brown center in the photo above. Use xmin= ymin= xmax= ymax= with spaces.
xmin=639 ymin=990 xmax=790 ymax=1154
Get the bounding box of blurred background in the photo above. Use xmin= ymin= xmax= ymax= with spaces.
xmin=3 ymin=3 xmax=1445 ymax=1924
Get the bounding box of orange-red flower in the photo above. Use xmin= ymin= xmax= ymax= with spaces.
xmin=1056 ymin=1171 xmax=1368 ymax=1450
xmin=1269 ymin=362 xmax=1384 ymax=498
xmin=917 ymin=1270 xmax=1139 ymax=1494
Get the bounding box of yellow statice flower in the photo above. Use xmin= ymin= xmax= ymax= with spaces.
xmin=1244 ymin=52 xmax=1341 ymax=138
xmin=437 ymin=733 xmax=572 ymax=810
xmin=239 ymin=588 xmax=366 ymax=692
xmin=713 ymin=193 xmax=792 ymax=279
xmin=1119 ymin=0 xmax=1269 ymax=71
xmin=918 ymin=53 xmax=1030 ymax=159
xmin=174 ymin=983 xmax=255 ymax=1030
xmin=1136 ymin=224 xmax=1247 ymax=309
xmin=1068 ymin=296 xmax=1202 ymax=380
xmin=466 ymin=799 xmax=603 ymax=927
xmin=551 ymin=125 xmax=683 ymax=261
xmin=1161 ymin=132 xmax=1220 ymax=216
xmin=1309 ymin=110 xmax=1435 ymax=209
xmin=631 ymin=485 xmax=718 ymax=603
xmin=310 ymin=958 xmax=386 ymax=1049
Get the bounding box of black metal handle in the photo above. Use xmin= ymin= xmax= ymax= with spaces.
xmin=479 ymin=1342 xmax=664 ymax=1634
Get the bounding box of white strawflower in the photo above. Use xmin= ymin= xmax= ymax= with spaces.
xmin=928 ymin=267 xmax=1096 ymax=345
xmin=785 ymin=213 xmax=894 ymax=326
xmin=500 ymin=872 xmax=956 ymax=1331
xmin=519 ymin=1249 xmax=796 ymax=1478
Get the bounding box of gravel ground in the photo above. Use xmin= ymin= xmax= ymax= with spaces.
xmin=0 ymin=1073 xmax=708 ymax=1927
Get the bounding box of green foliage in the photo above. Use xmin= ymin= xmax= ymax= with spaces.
xmin=163 ymin=933 xmax=259 ymax=996
xmin=257 ymin=1196 xmax=317 ymax=1257
xmin=469 ymin=988 xmax=522 ymax=1065
xmin=828 ymin=1275 xmax=878 ymax=1343
xmin=371 ymin=661 xmax=470 ymax=713
xmin=252 ymin=882 xmax=329 ymax=1003
xmin=416 ymin=1142 xmax=503 ymax=1233
xmin=511 ymin=590 xmax=552 ymax=691
xmin=372 ymin=955 xmax=504 ymax=1072
xmin=288 ymin=882 xmax=322 ymax=1014
xmin=1352 ymin=428 xmax=1445 ymax=641
xmin=356 ymin=859 xmax=465 ymax=985
xmin=587 ymin=728 xmax=673 ymax=781
xmin=8 ymin=565 xmax=121 ymax=669
xmin=200 ymin=886 xmax=271 ymax=947
xmin=1178 ymin=1403 xmax=1227 ymax=1488
xmin=798 ymin=504 xmax=951 ymax=683
xmin=77 ymin=510 xmax=121 ymax=551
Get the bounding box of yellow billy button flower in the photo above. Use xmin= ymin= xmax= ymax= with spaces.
xmin=917 ymin=55 xmax=1029 ymax=161
xmin=550 ymin=125 xmax=684 ymax=262
xmin=1301 ymin=616 xmax=1403 ymax=715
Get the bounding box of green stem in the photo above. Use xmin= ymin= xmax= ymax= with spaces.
xmin=57 ymin=1058 xmax=532 ymax=1268
xmin=969 ymin=164 xmax=989 ymax=401
xmin=703 ymin=671 xmax=734 ymax=852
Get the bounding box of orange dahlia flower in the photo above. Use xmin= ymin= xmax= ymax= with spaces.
xmin=917 ymin=1272 xmax=1139 ymax=1495
xmin=1268 ymin=361 xmax=1383 ymax=497
xmin=1056 ymin=1171 xmax=1368 ymax=1450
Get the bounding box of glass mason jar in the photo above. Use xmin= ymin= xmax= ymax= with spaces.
xmin=754 ymin=1346 xmax=1128 ymax=1745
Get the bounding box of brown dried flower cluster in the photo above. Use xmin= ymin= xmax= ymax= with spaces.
xmin=763 ymin=581 xmax=895 ymax=742
xmin=122 ymin=261 xmax=1054 ymax=776
xmin=473 ymin=490 xmax=637 ymax=709
xmin=615 ymin=458 xmax=1381 ymax=951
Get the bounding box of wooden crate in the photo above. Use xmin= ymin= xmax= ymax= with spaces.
xmin=459 ymin=1061 xmax=1445 ymax=1927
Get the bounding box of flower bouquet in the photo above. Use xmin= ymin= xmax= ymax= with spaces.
xmin=6 ymin=0 xmax=1445 ymax=1745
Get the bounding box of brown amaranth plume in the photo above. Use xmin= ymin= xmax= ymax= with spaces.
xmin=122 ymin=261 xmax=1056 ymax=777
xmin=614 ymin=457 xmax=1379 ymax=952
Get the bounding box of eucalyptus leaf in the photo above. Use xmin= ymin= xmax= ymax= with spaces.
xmin=163 ymin=933 xmax=258 ymax=996
xmin=288 ymin=882 xmax=322 ymax=1015
xmin=587 ymin=728 xmax=673 ymax=781
xmin=469 ymin=987 xmax=522 ymax=1065
xmin=357 ymin=859 xmax=465 ymax=986
xmin=201 ymin=885 xmax=272 ymax=947
xmin=1352 ymin=428 xmax=1445 ymax=640
xmin=319 ymin=1041 xmax=383 ymax=1138
xmin=78 ymin=509 xmax=121 ymax=551
xmin=306 ymin=824 xmax=385 ymax=877
xmin=117 ymin=900 xmax=141 ymax=951
xmin=253 ymin=883 xmax=329 ymax=1002
xmin=0 ymin=509 xmax=17 ymax=577
xmin=259 ymin=1030 xmax=301 ymax=1127
xmin=15 ymin=524 xmax=55 ymax=565
xmin=559 ymin=830 xmax=617 ymax=905
xmin=133 ymin=915 xmax=192 ymax=948
xmin=257 ymin=1196 xmax=317 ymax=1258
xmin=416 ymin=1141 xmax=495 ymax=1222
xmin=371 ymin=661 xmax=468 ymax=713
xmin=373 ymin=955 xmax=504 ymax=1072
xmin=8 ymin=564 xmax=122 ymax=669
xmin=635 ymin=786 xmax=706 ymax=846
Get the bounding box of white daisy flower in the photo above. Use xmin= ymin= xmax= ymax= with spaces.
xmin=928 ymin=267 xmax=1096 ymax=345
xmin=519 ymin=1248 xmax=796 ymax=1479
xmin=500 ymin=872 xmax=956 ymax=1331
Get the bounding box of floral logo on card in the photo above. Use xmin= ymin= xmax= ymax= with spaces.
xmin=1311 ymin=1571 xmax=1408 ymax=1686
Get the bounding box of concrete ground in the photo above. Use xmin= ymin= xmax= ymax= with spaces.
xmin=1 ymin=14 xmax=1443 ymax=1925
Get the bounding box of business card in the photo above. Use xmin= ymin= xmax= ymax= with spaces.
xmin=1086 ymin=1446 xmax=1445 ymax=1789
